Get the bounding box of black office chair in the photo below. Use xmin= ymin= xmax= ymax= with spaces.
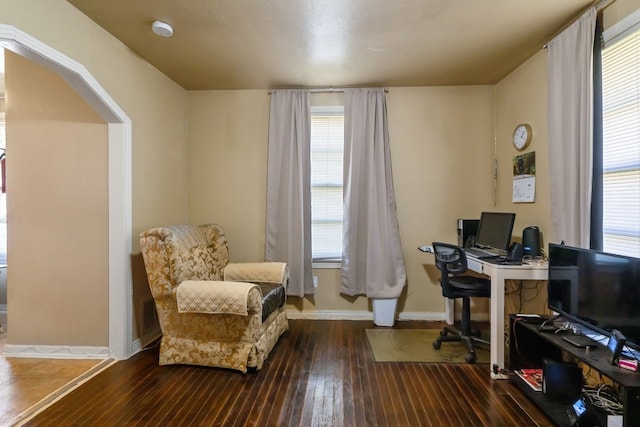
xmin=431 ymin=242 xmax=491 ymax=363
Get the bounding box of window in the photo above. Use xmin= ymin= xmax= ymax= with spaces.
xmin=310 ymin=105 xmax=344 ymax=264
xmin=602 ymin=21 xmax=640 ymax=258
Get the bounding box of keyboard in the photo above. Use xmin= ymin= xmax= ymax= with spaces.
xmin=465 ymin=246 xmax=502 ymax=258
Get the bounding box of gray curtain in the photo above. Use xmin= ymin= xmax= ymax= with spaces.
xmin=341 ymin=88 xmax=407 ymax=298
xmin=266 ymin=90 xmax=314 ymax=297
xmin=547 ymin=8 xmax=596 ymax=248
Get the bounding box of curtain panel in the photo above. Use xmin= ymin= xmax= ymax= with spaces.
xmin=265 ymin=90 xmax=314 ymax=297
xmin=340 ymin=88 xmax=407 ymax=298
xmin=547 ymin=8 xmax=596 ymax=248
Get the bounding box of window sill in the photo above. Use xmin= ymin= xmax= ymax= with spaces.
xmin=312 ymin=261 xmax=341 ymax=269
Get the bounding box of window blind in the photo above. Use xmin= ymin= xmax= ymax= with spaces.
xmin=310 ymin=105 xmax=344 ymax=261
xmin=602 ymin=30 xmax=640 ymax=258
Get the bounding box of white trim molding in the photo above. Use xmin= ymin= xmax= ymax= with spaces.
xmin=286 ymin=309 xmax=489 ymax=322
xmin=286 ymin=309 xmax=450 ymax=322
xmin=0 ymin=24 xmax=133 ymax=360
xmin=287 ymin=310 xmax=373 ymax=321
xmin=3 ymin=344 xmax=110 ymax=359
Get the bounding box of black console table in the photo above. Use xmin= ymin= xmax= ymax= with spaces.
xmin=508 ymin=315 xmax=640 ymax=427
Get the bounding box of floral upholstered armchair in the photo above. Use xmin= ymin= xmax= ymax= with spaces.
xmin=139 ymin=224 xmax=289 ymax=373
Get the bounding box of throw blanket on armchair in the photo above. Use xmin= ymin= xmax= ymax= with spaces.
xmin=177 ymin=280 xmax=259 ymax=315
xmin=224 ymin=262 xmax=288 ymax=285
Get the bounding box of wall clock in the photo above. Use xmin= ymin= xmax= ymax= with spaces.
xmin=512 ymin=124 xmax=532 ymax=151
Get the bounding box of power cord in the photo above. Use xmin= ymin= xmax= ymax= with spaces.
xmin=582 ymin=384 xmax=623 ymax=415
xmin=492 ymin=363 xmax=512 ymax=376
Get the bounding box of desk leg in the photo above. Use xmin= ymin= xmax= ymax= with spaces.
xmin=445 ymin=299 xmax=454 ymax=325
xmin=490 ymin=270 xmax=507 ymax=379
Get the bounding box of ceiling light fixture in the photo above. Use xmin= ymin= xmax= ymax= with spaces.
xmin=151 ymin=20 xmax=173 ymax=38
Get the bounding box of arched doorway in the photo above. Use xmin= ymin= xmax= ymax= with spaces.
xmin=0 ymin=24 xmax=133 ymax=359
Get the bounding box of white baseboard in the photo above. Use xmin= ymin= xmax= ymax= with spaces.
xmin=3 ymin=344 xmax=110 ymax=359
xmin=397 ymin=311 xmax=446 ymax=321
xmin=286 ymin=310 xmax=443 ymax=321
xmin=1 ymin=312 xmax=487 ymax=359
xmin=286 ymin=310 xmax=373 ymax=320
xmin=130 ymin=327 xmax=162 ymax=356
xmin=285 ymin=309 xmax=489 ymax=322
xmin=1 ymin=327 xmax=161 ymax=360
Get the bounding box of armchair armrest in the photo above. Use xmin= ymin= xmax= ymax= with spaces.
xmin=223 ymin=262 xmax=288 ymax=287
xmin=176 ymin=280 xmax=262 ymax=315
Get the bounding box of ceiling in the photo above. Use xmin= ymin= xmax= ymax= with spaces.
xmin=67 ymin=0 xmax=595 ymax=91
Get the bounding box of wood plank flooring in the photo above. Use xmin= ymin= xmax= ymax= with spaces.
xmin=23 ymin=320 xmax=555 ymax=426
xmin=0 ymin=357 xmax=108 ymax=427
xmin=0 ymin=314 xmax=107 ymax=427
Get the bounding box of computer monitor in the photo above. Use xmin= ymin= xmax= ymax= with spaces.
xmin=474 ymin=212 xmax=516 ymax=251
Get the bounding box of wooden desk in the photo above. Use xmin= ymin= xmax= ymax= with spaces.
xmin=462 ymin=256 xmax=548 ymax=379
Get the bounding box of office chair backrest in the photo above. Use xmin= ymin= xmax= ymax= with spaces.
xmin=432 ymin=242 xmax=468 ymax=297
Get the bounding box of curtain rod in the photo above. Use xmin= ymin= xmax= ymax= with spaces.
xmin=543 ymin=0 xmax=616 ymax=48
xmin=267 ymin=87 xmax=388 ymax=94
xmin=595 ymin=0 xmax=615 ymax=11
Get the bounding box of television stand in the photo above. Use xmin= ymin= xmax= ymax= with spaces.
xmin=509 ymin=315 xmax=640 ymax=427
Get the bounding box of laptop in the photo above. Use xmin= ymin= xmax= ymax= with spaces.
xmin=464 ymin=212 xmax=516 ymax=258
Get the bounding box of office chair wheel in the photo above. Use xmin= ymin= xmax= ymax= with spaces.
xmin=432 ymin=340 xmax=442 ymax=350
xmin=464 ymin=351 xmax=477 ymax=364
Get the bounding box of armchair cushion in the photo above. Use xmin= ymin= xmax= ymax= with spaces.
xmin=223 ymin=262 xmax=288 ymax=321
xmin=176 ymin=280 xmax=260 ymax=315
xmin=258 ymin=283 xmax=287 ymax=322
xmin=224 ymin=262 xmax=288 ymax=285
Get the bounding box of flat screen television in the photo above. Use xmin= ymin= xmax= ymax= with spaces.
xmin=474 ymin=212 xmax=516 ymax=251
xmin=548 ymin=243 xmax=640 ymax=351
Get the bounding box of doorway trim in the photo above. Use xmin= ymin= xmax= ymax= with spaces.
xmin=0 ymin=24 xmax=133 ymax=359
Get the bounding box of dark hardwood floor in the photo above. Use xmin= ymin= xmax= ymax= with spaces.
xmin=24 ymin=320 xmax=554 ymax=426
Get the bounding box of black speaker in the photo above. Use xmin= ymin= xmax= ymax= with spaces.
xmin=542 ymin=359 xmax=583 ymax=404
xmin=522 ymin=226 xmax=541 ymax=257
xmin=457 ymin=219 xmax=479 ymax=248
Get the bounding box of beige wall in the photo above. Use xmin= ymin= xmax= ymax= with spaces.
xmin=603 ymin=0 xmax=640 ymax=29
xmin=5 ymin=51 xmax=109 ymax=345
xmin=0 ymin=0 xmax=188 ymax=346
xmin=187 ymin=90 xmax=270 ymax=260
xmin=489 ymin=0 xmax=640 ymax=316
xmin=185 ymin=54 xmax=560 ymax=319
xmin=2 ymin=0 xmax=639 ymax=349
xmin=0 ymin=0 xmax=189 ymax=243
xmin=186 ymin=86 xmax=497 ymax=316
xmin=494 ymin=50 xmax=553 ymax=316
xmin=495 ymin=50 xmax=552 ymax=244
